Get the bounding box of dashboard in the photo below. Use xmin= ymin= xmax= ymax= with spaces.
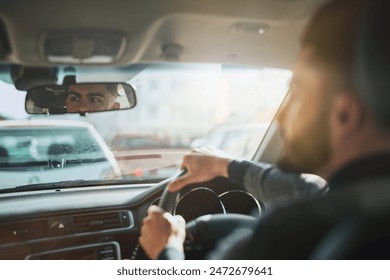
xmin=0 ymin=177 xmax=262 ymax=259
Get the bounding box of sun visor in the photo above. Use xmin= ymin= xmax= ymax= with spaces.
xmin=0 ymin=18 xmax=11 ymax=60
xmin=11 ymin=65 xmax=58 ymax=90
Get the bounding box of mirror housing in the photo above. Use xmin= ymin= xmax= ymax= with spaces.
xmin=25 ymin=82 xmax=136 ymax=115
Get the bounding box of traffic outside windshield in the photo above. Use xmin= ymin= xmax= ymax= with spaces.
xmin=0 ymin=63 xmax=291 ymax=188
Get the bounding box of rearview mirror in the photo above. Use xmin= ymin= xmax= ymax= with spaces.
xmin=25 ymin=82 xmax=136 ymax=115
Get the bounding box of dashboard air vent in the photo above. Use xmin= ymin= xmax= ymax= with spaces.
xmin=72 ymin=211 xmax=131 ymax=233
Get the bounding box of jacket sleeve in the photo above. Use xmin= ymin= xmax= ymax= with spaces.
xmin=157 ymin=247 xmax=185 ymax=260
xmin=228 ymin=159 xmax=328 ymax=210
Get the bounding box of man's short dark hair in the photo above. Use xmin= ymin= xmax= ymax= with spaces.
xmin=301 ymin=0 xmax=362 ymax=86
xmin=105 ymin=84 xmax=118 ymax=97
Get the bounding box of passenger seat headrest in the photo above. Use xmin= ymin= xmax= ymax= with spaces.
xmin=354 ymin=0 xmax=390 ymax=129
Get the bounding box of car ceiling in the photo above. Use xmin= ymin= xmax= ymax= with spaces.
xmin=0 ymin=0 xmax=330 ymax=69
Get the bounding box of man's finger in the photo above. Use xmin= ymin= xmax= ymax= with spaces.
xmin=173 ymin=215 xmax=186 ymax=228
xmin=168 ymin=174 xmax=193 ymax=192
xmin=147 ymin=205 xmax=164 ymax=216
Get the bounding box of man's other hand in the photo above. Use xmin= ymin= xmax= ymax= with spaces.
xmin=139 ymin=205 xmax=186 ymax=259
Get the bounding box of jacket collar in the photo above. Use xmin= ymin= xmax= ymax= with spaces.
xmin=328 ymin=152 xmax=390 ymax=191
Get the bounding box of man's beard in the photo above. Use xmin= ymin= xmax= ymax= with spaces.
xmin=277 ymin=112 xmax=332 ymax=175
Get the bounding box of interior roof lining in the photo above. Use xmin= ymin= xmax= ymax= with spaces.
xmin=0 ymin=0 xmax=329 ymax=68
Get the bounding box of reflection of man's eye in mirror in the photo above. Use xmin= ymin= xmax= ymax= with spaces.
xmin=68 ymin=93 xmax=81 ymax=103
xmin=87 ymin=93 xmax=106 ymax=105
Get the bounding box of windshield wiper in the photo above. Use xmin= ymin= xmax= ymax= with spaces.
xmin=0 ymin=164 xmax=182 ymax=194
xmin=2 ymin=179 xmax=138 ymax=193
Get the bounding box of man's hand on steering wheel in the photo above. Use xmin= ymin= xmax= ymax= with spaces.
xmin=139 ymin=205 xmax=186 ymax=260
xmin=139 ymin=147 xmax=236 ymax=259
xmin=168 ymin=147 xmax=233 ymax=192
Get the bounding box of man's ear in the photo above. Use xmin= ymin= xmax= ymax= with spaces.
xmin=112 ymin=102 xmax=120 ymax=110
xmin=333 ymin=93 xmax=364 ymax=135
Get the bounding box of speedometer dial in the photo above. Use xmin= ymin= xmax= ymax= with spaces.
xmin=174 ymin=188 xmax=225 ymax=222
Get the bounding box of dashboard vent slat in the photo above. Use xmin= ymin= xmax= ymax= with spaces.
xmin=72 ymin=211 xmax=129 ymax=233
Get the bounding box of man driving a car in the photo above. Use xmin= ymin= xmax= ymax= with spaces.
xmin=66 ymin=84 xmax=121 ymax=113
xmin=140 ymin=0 xmax=390 ymax=260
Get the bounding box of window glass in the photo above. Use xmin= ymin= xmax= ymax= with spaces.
xmin=0 ymin=63 xmax=291 ymax=186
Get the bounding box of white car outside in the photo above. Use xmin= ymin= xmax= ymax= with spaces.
xmin=0 ymin=120 xmax=121 ymax=189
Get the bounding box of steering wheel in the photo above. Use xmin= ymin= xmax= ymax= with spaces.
xmin=132 ymin=169 xmax=257 ymax=259
xmin=158 ymin=169 xmax=187 ymax=212
xmin=158 ymin=169 xmax=258 ymax=259
xmin=130 ymin=169 xmax=186 ymax=259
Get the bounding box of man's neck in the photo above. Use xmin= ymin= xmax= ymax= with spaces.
xmin=318 ymin=140 xmax=390 ymax=181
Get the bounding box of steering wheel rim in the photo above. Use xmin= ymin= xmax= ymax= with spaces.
xmin=140 ymin=169 xmax=258 ymax=260
xmin=158 ymin=169 xmax=187 ymax=213
xmin=185 ymin=213 xmax=257 ymax=259
xmin=131 ymin=169 xmax=186 ymax=259
xmin=157 ymin=169 xmax=259 ymax=259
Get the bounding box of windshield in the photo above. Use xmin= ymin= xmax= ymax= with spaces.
xmin=0 ymin=63 xmax=291 ymax=189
